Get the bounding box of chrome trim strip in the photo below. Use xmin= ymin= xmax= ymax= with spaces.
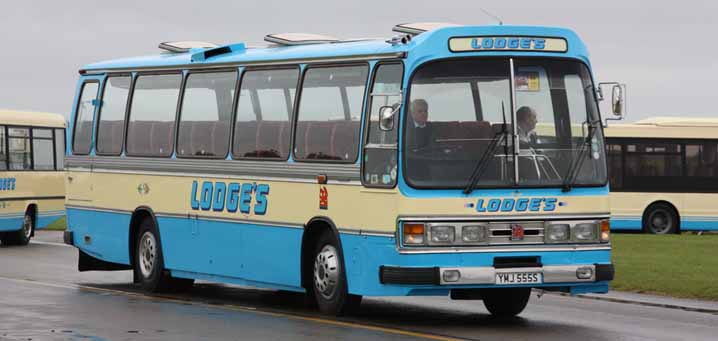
xmin=82 ymin=52 xmax=406 ymax=74
xmin=399 ymin=214 xmax=611 ymax=221
xmin=339 ymin=228 xmax=394 ymax=237
xmin=438 ymin=264 xmax=596 ymax=285
xmin=66 ymin=155 xmax=361 ymax=183
xmin=399 ymin=244 xmax=611 ymax=254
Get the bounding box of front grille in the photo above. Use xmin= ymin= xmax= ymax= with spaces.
xmin=488 ymin=221 xmax=545 ymax=245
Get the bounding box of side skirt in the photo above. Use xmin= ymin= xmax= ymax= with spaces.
xmin=78 ymin=249 xmax=132 ymax=272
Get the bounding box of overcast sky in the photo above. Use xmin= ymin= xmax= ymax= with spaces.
xmin=1 ymin=0 xmax=716 ymax=122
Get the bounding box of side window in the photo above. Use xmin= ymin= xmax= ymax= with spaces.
xmin=0 ymin=126 xmax=6 ymax=170
xmin=177 ymin=71 xmax=237 ymax=158
xmin=606 ymin=143 xmax=623 ymax=190
xmin=55 ymin=128 xmax=65 ymax=170
xmin=233 ymin=68 xmax=298 ymax=159
xmin=295 ymin=65 xmax=367 ymax=162
xmin=97 ymin=76 xmax=131 ymax=155
xmin=32 ymin=128 xmax=54 ymax=170
xmin=362 ymin=63 xmax=402 ymax=187
xmin=9 ymin=127 xmax=31 ymax=170
xmin=126 ymin=74 xmax=182 ymax=157
xmin=73 ymin=82 xmax=99 ymax=155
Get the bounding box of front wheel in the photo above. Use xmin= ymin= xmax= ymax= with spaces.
xmin=0 ymin=211 xmax=34 ymax=246
xmin=311 ymin=231 xmax=360 ymax=315
xmin=481 ymin=287 xmax=531 ymax=318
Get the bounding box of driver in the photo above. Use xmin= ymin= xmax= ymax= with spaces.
xmin=407 ymin=99 xmax=432 ymax=150
xmin=516 ymin=106 xmax=538 ymax=146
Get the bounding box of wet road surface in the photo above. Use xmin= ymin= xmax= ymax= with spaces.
xmin=1 ymin=231 xmax=717 ymax=340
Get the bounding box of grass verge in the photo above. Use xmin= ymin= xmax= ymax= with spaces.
xmin=44 ymin=217 xmax=66 ymax=231
xmin=611 ymin=233 xmax=718 ymax=301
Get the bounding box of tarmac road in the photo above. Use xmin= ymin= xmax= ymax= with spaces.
xmin=1 ymin=231 xmax=717 ymax=341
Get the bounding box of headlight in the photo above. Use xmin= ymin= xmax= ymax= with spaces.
xmin=461 ymin=225 xmax=487 ymax=243
xmin=574 ymin=223 xmax=598 ymax=241
xmin=430 ymin=225 xmax=455 ymax=243
xmin=546 ymin=224 xmax=570 ymax=242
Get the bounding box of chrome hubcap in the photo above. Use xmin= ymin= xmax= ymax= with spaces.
xmin=139 ymin=232 xmax=157 ymax=278
xmin=313 ymin=245 xmax=339 ymax=299
xmin=22 ymin=214 xmax=32 ymax=239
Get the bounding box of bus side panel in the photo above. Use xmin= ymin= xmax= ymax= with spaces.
xmin=340 ymin=233 xmax=611 ymax=296
xmin=0 ymin=216 xmax=24 ymax=232
xmin=159 ymin=216 xmax=303 ymax=289
xmin=609 ymin=192 xmax=684 ymax=231
xmin=67 ymin=208 xmax=131 ymax=265
xmin=679 ymin=193 xmax=718 ymax=231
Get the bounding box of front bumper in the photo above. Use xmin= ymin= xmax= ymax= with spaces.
xmin=380 ymin=263 xmax=614 ymax=285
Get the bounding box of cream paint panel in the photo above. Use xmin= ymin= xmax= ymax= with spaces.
xmin=399 ymin=195 xmax=609 ymax=217
xmin=448 ymin=37 xmax=567 ymax=52
xmin=66 ymin=171 xmax=94 ymax=203
xmin=677 ymin=193 xmax=718 ymax=219
xmin=609 ymin=192 xmax=684 ymax=219
xmin=604 ymin=124 xmax=718 ymax=140
xmin=82 ymin=171 xmax=608 ymax=233
xmin=0 ymin=171 xmax=65 ymax=215
xmin=86 ymin=172 xmax=401 ymax=232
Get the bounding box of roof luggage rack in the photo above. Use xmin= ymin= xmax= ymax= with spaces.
xmin=264 ymin=33 xmax=340 ymax=46
xmin=158 ymin=41 xmax=218 ymax=53
xmin=392 ymin=22 xmax=461 ymax=35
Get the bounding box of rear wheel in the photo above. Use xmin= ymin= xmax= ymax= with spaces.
xmin=481 ymin=287 xmax=531 ymax=318
xmin=0 ymin=211 xmax=34 ymax=246
xmin=643 ymin=203 xmax=678 ymax=234
xmin=134 ymin=218 xmax=193 ymax=292
xmin=311 ymin=230 xmax=361 ymax=315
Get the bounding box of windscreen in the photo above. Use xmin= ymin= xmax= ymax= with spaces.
xmin=404 ymin=58 xmax=606 ymax=189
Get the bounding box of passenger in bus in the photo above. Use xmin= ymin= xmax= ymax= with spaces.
xmin=406 ymin=99 xmax=432 ymax=150
xmin=516 ymin=106 xmax=538 ymax=147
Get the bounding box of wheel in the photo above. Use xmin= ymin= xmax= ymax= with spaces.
xmin=134 ymin=218 xmax=171 ymax=292
xmin=0 ymin=211 xmax=34 ymax=246
xmin=481 ymin=287 xmax=531 ymax=318
xmin=311 ymin=230 xmax=360 ymax=315
xmin=643 ymin=203 xmax=678 ymax=234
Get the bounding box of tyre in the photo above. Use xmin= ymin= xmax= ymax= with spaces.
xmin=481 ymin=287 xmax=531 ymax=318
xmin=311 ymin=230 xmax=360 ymax=315
xmin=643 ymin=203 xmax=678 ymax=234
xmin=0 ymin=211 xmax=34 ymax=246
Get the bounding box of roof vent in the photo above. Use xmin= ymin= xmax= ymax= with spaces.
xmin=392 ymin=22 xmax=461 ymax=36
xmin=191 ymin=43 xmax=246 ymax=62
xmin=158 ymin=41 xmax=218 ymax=53
xmin=264 ymin=33 xmax=340 ymax=46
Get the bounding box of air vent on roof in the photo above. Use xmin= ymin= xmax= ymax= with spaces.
xmin=264 ymin=33 xmax=340 ymax=46
xmin=392 ymin=22 xmax=461 ymax=35
xmin=159 ymin=41 xmax=218 ymax=53
xmin=191 ymin=43 xmax=246 ymax=62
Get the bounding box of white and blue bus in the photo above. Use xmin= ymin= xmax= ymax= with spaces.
xmin=64 ymin=23 xmax=618 ymax=317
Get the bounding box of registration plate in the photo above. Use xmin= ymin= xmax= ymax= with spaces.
xmin=495 ymin=272 xmax=542 ymax=285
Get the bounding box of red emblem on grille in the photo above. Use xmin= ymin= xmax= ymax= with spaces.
xmin=511 ymin=224 xmax=525 ymax=241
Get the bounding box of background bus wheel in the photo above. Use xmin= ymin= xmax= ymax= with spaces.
xmin=1 ymin=211 xmax=34 ymax=246
xmin=311 ymin=230 xmax=359 ymax=316
xmin=481 ymin=287 xmax=531 ymax=318
xmin=643 ymin=203 xmax=678 ymax=234
xmin=134 ymin=218 xmax=172 ymax=292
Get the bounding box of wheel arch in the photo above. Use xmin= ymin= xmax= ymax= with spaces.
xmin=642 ymin=200 xmax=681 ymax=233
xmin=128 ymin=206 xmax=160 ymax=269
xmin=300 ymin=216 xmax=345 ymax=291
xmin=24 ymin=202 xmax=38 ymax=237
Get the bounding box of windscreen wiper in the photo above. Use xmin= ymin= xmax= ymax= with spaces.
xmin=463 ymin=102 xmax=509 ymax=195
xmin=561 ymin=119 xmax=600 ymax=192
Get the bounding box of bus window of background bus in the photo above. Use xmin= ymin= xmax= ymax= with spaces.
xmin=177 ymin=71 xmax=237 ymax=158
xmin=8 ymin=128 xmax=31 ymax=170
xmin=233 ymin=68 xmax=298 ymax=159
xmin=126 ymin=74 xmax=182 ymax=157
xmin=294 ymin=65 xmax=368 ymax=162
xmin=362 ymin=62 xmax=402 ymax=187
xmin=405 ymin=59 xmax=512 ymax=188
xmin=607 ymin=143 xmax=623 ymax=190
xmin=96 ymin=76 xmax=130 ymax=155
xmin=0 ymin=126 xmax=6 ymax=170
xmin=54 ymin=128 xmax=64 ymax=170
xmin=32 ymin=128 xmax=55 ymax=170
xmin=72 ymin=82 xmax=99 ymax=155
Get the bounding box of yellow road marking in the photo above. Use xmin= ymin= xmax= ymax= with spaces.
xmin=0 ymin=275 xmax=467 ymax=341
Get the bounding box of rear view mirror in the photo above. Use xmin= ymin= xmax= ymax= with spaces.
xmin=611 ymin=85 xmax=624 ymax=117
xmin=379 ymin=106 xmax=396 ymax=131
xmin=598 ymin=82 xmax=627 ymax=125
